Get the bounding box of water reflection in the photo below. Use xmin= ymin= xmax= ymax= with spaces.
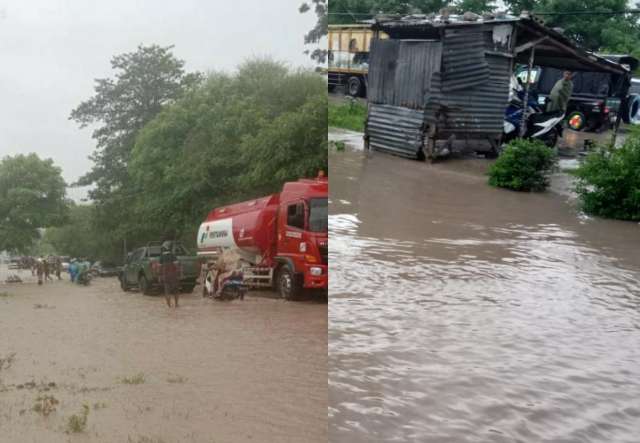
xmin=329 ymin=139 xmax=640 ymax=443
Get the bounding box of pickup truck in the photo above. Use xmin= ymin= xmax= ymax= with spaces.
xmin=119 ymin=242 xmax=200 ymax=294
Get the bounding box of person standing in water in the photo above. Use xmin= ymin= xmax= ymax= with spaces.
xmin=36 ymin=258 xmax=44 ymax=285
xmin=159 ymin=245 xmax=180 ymax=308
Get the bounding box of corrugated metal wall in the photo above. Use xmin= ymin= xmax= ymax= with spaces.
xmin=367 ymin=104 xmax=425 ymax=157
xmin=366 ymin=23 xmax=515 ymax=158
xmin=426 ymin=54 xmax=512 ymax=134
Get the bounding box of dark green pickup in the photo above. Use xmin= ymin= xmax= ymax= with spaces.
xmin=119 ymin=242 xmax=200 ymax=294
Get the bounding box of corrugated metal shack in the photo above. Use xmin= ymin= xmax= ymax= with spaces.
xmin=364 ymin=12 xmax=632 ymax=159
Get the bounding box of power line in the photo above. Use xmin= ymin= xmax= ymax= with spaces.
xmin=328 ymin=9 xmax=640 ymax=16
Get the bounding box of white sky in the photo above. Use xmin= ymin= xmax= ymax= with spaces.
xmin=0 ymin=0 xmax=320 ymax=200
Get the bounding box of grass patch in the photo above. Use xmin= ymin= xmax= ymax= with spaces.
xmin=127 ymin=436 xmax=167 ymax=443
xmin=32 ymin=395 xmax=59 ymax=416
xmin=328 ymin=101 xmax=367 ymax=132
xmin=0 ymin=291 xmax=11 ymax=298
xmin=329 ymin=140 xmax=346 ymax=152
xmin=65 ymin=404 xmax=89 ymax=433
xmin=166 ymin=375 xmax=187 ymax=384
xmin=0 ymin=352 xmax=16 ymax=371
xmin=119 ymin=373 xmax=146 ymax=385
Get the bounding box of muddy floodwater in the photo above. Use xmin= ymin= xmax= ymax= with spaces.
xmin=329 ymin=128 xmax=640 ymax=442
xmin=0 ymin=270 xmax=326 ymax=443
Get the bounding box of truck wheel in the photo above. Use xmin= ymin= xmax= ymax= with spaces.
xmin=348 ymin=76 xmax=362 ymax=97
xmin=277 ymin=266 xmax=300 ymax=301
xmin=138 ymin=274 xmax=151 ymax=295
xmin=120 ymin=276 xmax=129 ymax=292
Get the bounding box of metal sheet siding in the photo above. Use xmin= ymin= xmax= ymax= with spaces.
xmin=441 ymin=29 xmax=490 ymax=92
xmin=367 ymin=104 xmax=424 ymax=158
xmin=426 ymin=55 xmax=511 ymax=134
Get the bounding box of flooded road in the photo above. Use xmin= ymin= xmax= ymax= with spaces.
xmin=0 ymin=269 xmax=327 ymax=443
xmin=329 ymin=129 xmax=640 ymax=442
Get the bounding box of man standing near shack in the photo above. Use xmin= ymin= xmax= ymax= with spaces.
xmin=547 ymin=70 xmax=574 ymax=113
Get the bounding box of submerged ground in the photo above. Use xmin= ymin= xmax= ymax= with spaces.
xmin=329 ymin=125 xmax=640 ymax=442
xmin=0 ymin=269 xmax=327 ymax=443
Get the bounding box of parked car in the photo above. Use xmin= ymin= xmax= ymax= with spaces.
xmin=90 ymin=261 xmax=121 ymax=277
xmin=119 ymin=242 xmax=200 ymax=294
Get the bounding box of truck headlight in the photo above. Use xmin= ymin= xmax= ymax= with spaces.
xmin=310 ymin=267 xmax=323 ymax=276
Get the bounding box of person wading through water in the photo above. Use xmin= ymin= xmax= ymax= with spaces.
xmin=159 ymin=244 xmax=180 ymax=308
xmin=547 ymin=70 xmax=574 ymax=113
xmin=36 ymin=258 xmax=44 ymax=285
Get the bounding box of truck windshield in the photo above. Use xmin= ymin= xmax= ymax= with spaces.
xmin=308 ymin=198 xmax=328 ymax=232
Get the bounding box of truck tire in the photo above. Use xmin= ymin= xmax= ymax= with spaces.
xmin=181 ymin=284 xmax=195 ymax=294
xmin=138 ymin=274 xmax=151 ymax=295
xmin=277 ymin=265 xmax=300 ymax=301
xmin=120 ymin=275 xmax=129 ymax=292
xmin=348 ymin=76 xmax=363 ymax=97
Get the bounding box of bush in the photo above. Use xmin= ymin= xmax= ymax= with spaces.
xmin=488 ymin=138 xmax=556 ymax=192
xmin=574 ymin=135 xmax=640 ymax=221
xmin=328 ymin=100 xmax=367 ymax=132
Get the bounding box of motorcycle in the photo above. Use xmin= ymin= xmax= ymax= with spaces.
xmin=76 ymin=270 xmax=92 ymax=286
xmin=203 ymin=269 xmax=247 ymax=301
xmin=503 ymin=81 xmax=565 ymax=147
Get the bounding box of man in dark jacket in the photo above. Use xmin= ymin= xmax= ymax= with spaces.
xmin=547 ymin=71 xmax=574 ymax=113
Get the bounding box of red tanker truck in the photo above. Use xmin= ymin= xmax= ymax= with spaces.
xmin=197 ymin=174 xmax=328 ymax=300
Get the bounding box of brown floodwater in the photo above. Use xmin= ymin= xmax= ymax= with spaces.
xmin=0 ymin=270 xmax=327 ymax=443
xmin=329 ymin=128 xmax=640 ymax=442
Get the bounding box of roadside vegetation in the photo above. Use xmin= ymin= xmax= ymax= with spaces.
xmin=328 ymin=101 xmax=367 ymax=132
xmin=65 ymin=404 xmax=89 ymax=433
xmin=488 ymin=139 xmax=556 ymax=192
xmin=6 ymin=45 xmax=326 ymax=262
xmin=574 ymin=130 xmax=640 ymax=221
xmin=119 ymin=373 xmax=146 ymax=385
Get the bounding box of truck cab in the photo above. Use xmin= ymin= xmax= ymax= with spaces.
xmin=275 ymin=177 xmax=328 ymax=299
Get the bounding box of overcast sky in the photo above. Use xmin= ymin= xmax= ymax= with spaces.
xmin=0 ymin=0 xmax=320 ymax=200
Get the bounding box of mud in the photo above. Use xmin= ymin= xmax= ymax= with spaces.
xmin=0 ymin=268 xmax=327 ymax=443
xmin=329 ymin=128 xmax=640 ymax=442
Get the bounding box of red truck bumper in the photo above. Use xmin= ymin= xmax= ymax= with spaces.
xmin=302 ymin=264 xmax=328 ymax=289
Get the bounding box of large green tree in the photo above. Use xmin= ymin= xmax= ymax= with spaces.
xmin=127 ymin=59 xmax=327 ymax=244
xmin=328 ymin=0 xmax=640 ymax=58
xmin=69 ymin=44 xmax=202 ymax=247
xmin=300 ymin=0 xmax=328 ymax=62
xmin=0 ymin=154 xmax=67 ymax=253
xmin=44 ymin=203 xmax=121 ymax=261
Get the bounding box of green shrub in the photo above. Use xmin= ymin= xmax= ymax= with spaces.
xmin=65 ymin=404 xmax=89 ymax=433
xmin=574 ymin=135 xmax=640 ymax=221
xmin=488 ymin=138 xmax=556 ymax=192
xmin=328 ymin=101 xmax=367 ymax=132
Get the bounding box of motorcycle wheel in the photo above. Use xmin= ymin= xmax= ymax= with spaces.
xmin=542 ymin=129 xmax=559 ymax=148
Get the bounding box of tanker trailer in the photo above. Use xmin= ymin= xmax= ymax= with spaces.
xmin=197 ymin=175 xmax=328 ymax=300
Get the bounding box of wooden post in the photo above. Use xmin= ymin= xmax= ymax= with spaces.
xmin=520 ymin=46 xmax=536 ymax=137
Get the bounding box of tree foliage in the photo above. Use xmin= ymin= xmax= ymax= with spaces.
xmin=574 ymin=131 xmax=640 ymax=221
xmin=0 ymin=154 xmax=67 ymax=253
xmin=128 ymin=58 xmax=327 ymax=243
xmin=488 ymin=138 xmax=557 ymax=192
xmin=300 ymin=0 xmax=328 ymax=63
xmin=43 ymin=204 xmax=120 ymax=261
xmin=69 ymin=44 xmax=202 ymax=251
